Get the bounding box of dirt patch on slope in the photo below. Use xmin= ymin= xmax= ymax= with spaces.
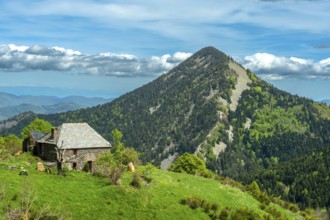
xmin=229 ymin=62 xmax=251 ymax=112
xmin=160 ymin=153 xmax=178 ymax=170
xmin=213 ymin=142 xmax=227 ymax=157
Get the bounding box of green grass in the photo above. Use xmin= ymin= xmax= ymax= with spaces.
xmin=0 ymin=154 xmax=304 ymax=219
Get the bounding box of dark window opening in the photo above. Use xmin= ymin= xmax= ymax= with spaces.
xmin=73 ymin=149 xmax=78 ymax=156
xmin=73 ymin=163 xmax=77 ymax=170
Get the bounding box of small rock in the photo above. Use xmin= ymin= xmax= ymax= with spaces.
xmin=8 ymin=165 xmax=17 ymax=170
xmin=127 ymin=162 xmax=135 ymax=172
xmin=37 ymin=162 xmax=45 ymax=172
xmin=19 ymin=170 xmax=29 ymax=176
xmin=14 ymin=151 xmax=22 ymax=156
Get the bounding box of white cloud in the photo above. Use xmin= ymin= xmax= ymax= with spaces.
xmin=0 ymin=44 xmax=192 ymax=77
xmin=243 ymin=53 xmax=330 ymax=80
xmin=52 ymin=46 xmax=81 ymax=56
xmin=7 ymin=44 xmax=28 ymax=52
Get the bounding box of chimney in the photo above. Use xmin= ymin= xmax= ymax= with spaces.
xmin=51 ymin=128 xmax=58 ymax=139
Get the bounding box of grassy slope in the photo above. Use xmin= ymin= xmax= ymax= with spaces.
xmin=0 ymin=154 xmax=302 ymax=220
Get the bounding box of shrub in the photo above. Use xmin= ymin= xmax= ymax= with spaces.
xmin=180 ymin=196 xmax=222 ymax=218
xmin=21 ymin=118 xmax=52 ymax=139
xmin=289 ymin=204 xmax=299 ymax=213
xmin=211 ymin=203 xmax=219 ymax=212
xmin=259 ymin=203 xmax=267 ymax=210
xmin=264 ymin=206 xmax=283 ymax=219
xmin=122 ymin=148 xmax=141 ymax=166
xmin=96 ymin=129 xmax=142 ymax=186
xmin=0 ymin=135 xmax=22 ymax=156
xmin=202 ymin=200 xmax=211 ymax=213
xmin=218 ymin=208 xmax=230 ymax=220
xmin=142 ymin=163 xmax=155 ymax=183
xmin=94 ymin=164 xmax=111 ymax=177
xmin=169 ymin=153 xmax=213 ymax=177
xmin=245 ymin=181 xmax=271 ymax=205
xmin=0 ymin=185 xmax=5 ymax=200
xmin=130 ymin=171 xmax=143 ymax=189
xmin=109 ymin=165 xmax=126 ymax=185
xmin=231 ymin=208 xmax=263 ymax=220
xmin=271 ymin=196 xmax=300 ymax=213
xmin=186 ymin=197 xmax=202 ymax=209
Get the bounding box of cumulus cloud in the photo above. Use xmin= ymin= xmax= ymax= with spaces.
xmin=243 ymin=53 xmax=330 ymax=80
xmin=0 ymin=44 xmax=192 ymax=77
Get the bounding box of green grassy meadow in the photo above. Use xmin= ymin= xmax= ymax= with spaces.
xmin=0 ymin=154 xmax=304 ymax=219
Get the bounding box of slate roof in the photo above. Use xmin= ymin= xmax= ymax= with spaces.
xmin=31 ymin=130 xmax=45 ymax=140
xmin=38 ymin=123 xmax=110 ymax=150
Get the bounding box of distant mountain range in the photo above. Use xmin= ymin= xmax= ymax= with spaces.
xmin=0 ymin=92 xmax=113 ymax=120
xmin=320 ymin=99 xmax=330 ymax=105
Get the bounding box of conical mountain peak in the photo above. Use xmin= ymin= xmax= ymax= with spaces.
xmin=177 ymin=46 xmax=229 ymax=70
xmin=193 ymin=46 xmax=227 ymax=58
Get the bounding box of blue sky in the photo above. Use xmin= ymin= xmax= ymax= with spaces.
xmin=0 ymin=0 xmax=329 ymax=100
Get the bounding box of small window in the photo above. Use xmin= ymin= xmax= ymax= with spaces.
xmin=73 ymin=149 xmax=78 ymax=156
xmin=72 ymin=163 xmax=77 ymax=170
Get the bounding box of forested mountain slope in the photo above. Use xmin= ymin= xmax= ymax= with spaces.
xmin=1 ymin=46 xmax=329 ymax=209
xmin=41 ymin=46 xmax=239 ymax=164
xmin=255 ymin=148 xmax=330 ymax=209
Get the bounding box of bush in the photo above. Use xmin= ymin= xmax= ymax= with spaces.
xmin=186 ymin=197 xmax=202 ymax=209
xmin=0 ymin=135 xmax=22 ymax=156
xmin=94 ymin=164 xmax=111 ymax=177
xmin=0 ymin=185 xmax=5 ymax=200
xmin=96 ymin=129 xmax=142 ymax=186
xmin=211 ymin=203 xmax=219 ymax=212
xmin=271 ymin=196 xmax=300 ymax=213
xmin=264 ymin=206 xmax=283 ymax=219
xmin=21 ymin=118 xmax=52 ymax=139
xmin=142 ymin=163 xmax=155 ymax=183
xmin=231 ymin=208 xmax=263 ymax=220
xmin=218 ymin=208 xmax=230 ymax=220
xmin=180 ymin=196 xmax=222 ymax=218
xmin=109 ymin=165 xmax=126 ymax=185
xmin=122 ymin=148 xmax=141 ymax=166
xmin=169 ymin=153 xmax=213 ymax=177
xmin=245 ymin=181 xmax=271 ymax=205
xmin=130 ymin=171 xmax=143 ymax=189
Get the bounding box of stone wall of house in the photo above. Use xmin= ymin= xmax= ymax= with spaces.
xmin=41 ymin=143 xmax=57 ymax=161
xmin=23 ymin=135 xmax=38 ymax=152
xmin=63 ymin=148 xmax=110 ymax=171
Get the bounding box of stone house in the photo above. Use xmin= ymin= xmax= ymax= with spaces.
xmin=36 ymin=123 xmax=111 ymax=172
xmin=23 ymin=130 xmax=45 ymax=153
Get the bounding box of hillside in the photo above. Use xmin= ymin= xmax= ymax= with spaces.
xmin=1 ymin=46 xmax=329 ymax=209
xmin=31 ymin=47 xmax=236 ymax=163
xmin=255 ymin=148 xmax=330 ymax=209
xmin=0 ymin=154 xmax=306 ymax=220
